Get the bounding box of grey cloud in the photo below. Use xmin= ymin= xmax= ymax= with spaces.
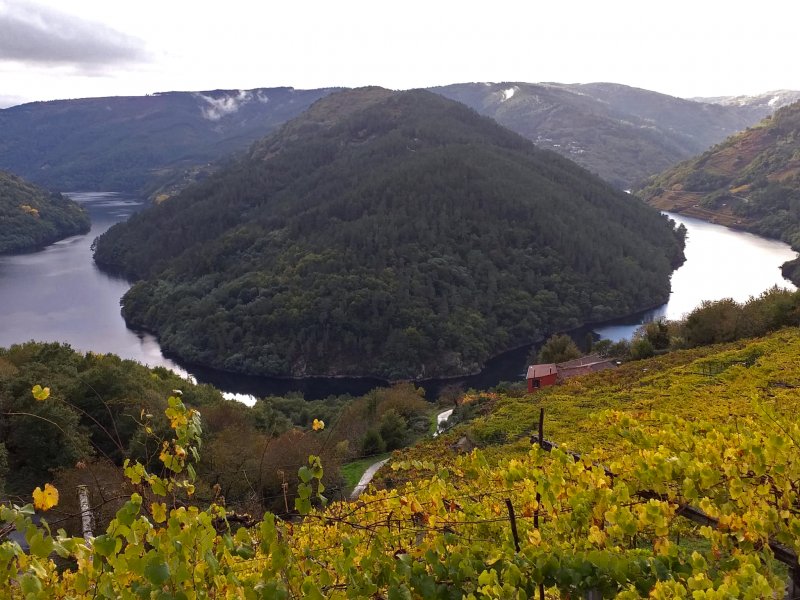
xmin=0 ymin=1 xmax=148 ymax=71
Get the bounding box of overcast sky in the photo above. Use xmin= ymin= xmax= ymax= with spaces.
xmin=1 ymin=0 xmax=798 ymax=108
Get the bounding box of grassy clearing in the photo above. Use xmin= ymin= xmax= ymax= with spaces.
xmin=340 ymin=453 xmax=391 ymax=490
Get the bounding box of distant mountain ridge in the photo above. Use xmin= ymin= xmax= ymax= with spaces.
xmin=0 ymin=87 xmax=339 ymax=193
xmin=94 ymin=87 xmax=685 ymax=379
xmin=638 ymin=101 xmax=800 ymax=282
xmin=693 ymin=90 xmax=800 ymax=112
xmin=0 ymin=82 xmax=781 ymax=195
xmin=431 ymin=82 xmax=772 ymax=188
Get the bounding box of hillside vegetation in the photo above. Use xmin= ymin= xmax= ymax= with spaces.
xmin=0 ymin=341 xmax=437 ymax=519
xmin=0 ymin=82 xmax=773 ymax=195
xmin=4 ymin=331 xmax=800 ymax=596
xmin=0 ymin=87 xmax=337 ymax=193
xmin=0 ymin=171 xmax=89 ymax=253
xmin=639 ymin=101 xmax=800 ymax=281
xmin=432 ymin=82 xmax=768 ymax=189
xmin=94 ymin=88 xmax=685 ymax=379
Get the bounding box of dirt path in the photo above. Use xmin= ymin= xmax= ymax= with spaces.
xmin=349 ymin=458 xmax=391 ymax=499
xmin=434 ymin=408 xmax=454 ymax=437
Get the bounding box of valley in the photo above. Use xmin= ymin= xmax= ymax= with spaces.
xmin=2 ymin=55 xmax=800 ymax=595
xmin=639 ymin=101 xmax=800 ymax=283
xmin=0 ymin=194 xmax=793 ymax=401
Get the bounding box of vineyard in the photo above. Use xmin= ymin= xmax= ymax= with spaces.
xmin=4 ymin=329 xmax=800 ymax=597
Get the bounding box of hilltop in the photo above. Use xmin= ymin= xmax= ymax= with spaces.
xmin=0 ymin=82 xmax=775 ymax=195
xmin=0 ymin=170 xmax=89 ymax=253
xmin=431 ymin=82 xmax=767 ymax=188
xmin=94 ymin=87 xmax=685 ymax=379
xmin=638 ymin=101 xmax=800 ymax=281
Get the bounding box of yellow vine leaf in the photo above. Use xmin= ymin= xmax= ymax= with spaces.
xmin=31 ymin=384 xmax=50 ymax=401
xmin=312 ymin=418 xmax=325 ymax=431
xmin=32 ymin=483 xmax=59 ymax=511
xmin=151 ymin=502 xmax=167 ymax=523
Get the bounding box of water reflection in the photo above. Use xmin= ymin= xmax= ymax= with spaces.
xmin=0 ymin=192 xmax=190 ymax=379
xmin=594 ymin=213 xmax=797 ymax=341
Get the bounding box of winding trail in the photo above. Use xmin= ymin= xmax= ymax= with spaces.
xmin=349 ymin=409 xmax=455 ymax=499
xmin=350 ymin=458 xmax=391 ymax=499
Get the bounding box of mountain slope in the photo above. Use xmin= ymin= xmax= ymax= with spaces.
xmin=0 ymin=82 xmax=771 ymax=196
xmin=693 ymin=89 xmax=800 ymax=113
xmin=431 ymin=82 xmax=766 ymax=188
xmin=638 ymin=101 xmax=800 ymax=281
xmin=0 ymin=170 xmax=90 ymax=253
xmin=0 ymin=87 xmax=338 ymax=193
xmin=94 ymin=88 xmax=685 ymax=379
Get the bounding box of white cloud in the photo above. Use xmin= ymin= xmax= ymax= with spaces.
xmin=194 ymin=90 xmax=269 ymax=121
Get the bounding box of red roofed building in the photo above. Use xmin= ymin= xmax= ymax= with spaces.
xmin=526 ymin=354 xmax=618 ymax=393
xmin=526 ymin=363 xmax=557 ymax=392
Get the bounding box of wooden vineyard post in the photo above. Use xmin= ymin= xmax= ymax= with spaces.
xmin=504 ymin=499 xmax=520 ymax=552
xmin=536 ymin=408 xmax=544 ymax=600
xmin=76 ymin=485 xmax=94 ymax=546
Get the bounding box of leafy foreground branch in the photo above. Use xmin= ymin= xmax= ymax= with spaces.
xmin=2 ymin=391 xmax=799 ymax=598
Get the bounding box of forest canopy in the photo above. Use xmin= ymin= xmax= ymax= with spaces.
xmin=0 ymin=171 xmax=89 ymax=254
xmin=95 ymin=88 xmax=685 ymax=379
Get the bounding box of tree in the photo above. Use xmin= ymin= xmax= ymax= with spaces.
xmin=684 ymin=298 xmax=742 ymax=346
xmin=641 ymin=319 xmax=670 ymax=350
xmin=630 ymin=337 xmax=655 ymax=360
xmin=536 ymin=334 xmax=581 ymax=364
xmin=361 ymin=429 xmax=386 ymax=455
xmin=378 ymin=410 xmax=408 ymax=451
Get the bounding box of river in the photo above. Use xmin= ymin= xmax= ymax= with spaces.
xmin=593 ymin=213 xmax=797 ymax=341
xmin=0 ymin=194 xmax=795 ymax=401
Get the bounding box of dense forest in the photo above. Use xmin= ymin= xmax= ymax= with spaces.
xmin=94 ymin=88 xmax=685 ymax=379
xmin=0 ymin=171 xmax=90 ymax=253
xmin=639 ymin=101 xmax=800 ymax=282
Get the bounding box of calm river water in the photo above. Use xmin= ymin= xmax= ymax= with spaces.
xmin=0 ymin=194 xmax=795 ymax=400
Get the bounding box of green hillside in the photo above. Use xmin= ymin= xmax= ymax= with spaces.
xmin=0 ymin=87 xmax=337 ymax=193
xmin=0 ymin=171 xmax=89 ymax=253
xmin=0 ymin=341 xmax=434 ymax=514
xmin=432 ymin=82 xmax=766 ymax=189
xmin=4 ymin=330 xmax=800 ymax=596
xmin=639 ymin=101 xmax=800 ymax=281
xmin=94 ymin=88 xmax=685 ymax=379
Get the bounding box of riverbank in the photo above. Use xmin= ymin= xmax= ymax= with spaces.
xmin=1 ymin=196 xmax=795 ymax=403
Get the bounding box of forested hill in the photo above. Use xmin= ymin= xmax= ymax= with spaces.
xmin=430 ymin=82 xmax=766 ymax=189
xmin=638 ymin=101 xmax=800 ymax=282
xmin=0 ymin=171 xmax=90 ymax=253
xmin=94 ymin=87 xmax=685 ymax=379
